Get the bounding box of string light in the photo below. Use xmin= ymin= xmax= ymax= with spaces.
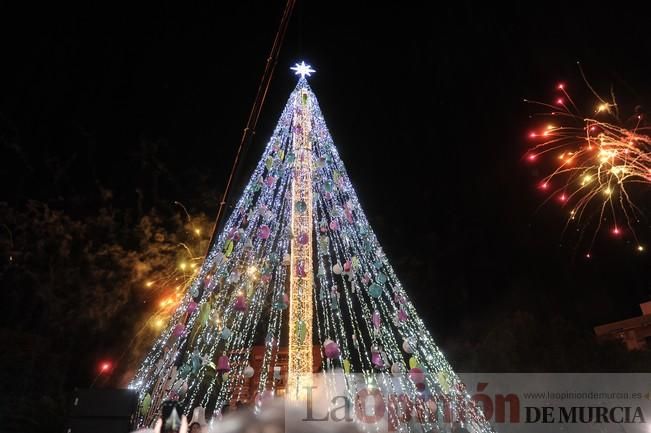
xmin=129 ymin=69 xmax=492 ymax=432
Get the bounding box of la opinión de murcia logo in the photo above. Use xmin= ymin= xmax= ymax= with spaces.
xmin=524 ymin=406 xmax=646 ymax=424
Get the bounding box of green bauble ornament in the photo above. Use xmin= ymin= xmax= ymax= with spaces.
xmin=140 ymin=393 xmax=152 ymax=416
xmin=223 ymin=239 xmax=234 ymax=257
xmin=296 ymin=320 xmax=307 ymax=343
xmin=324 ymin=180 xmax=335 ymax=193
xmin=268 ymin=252 xmax=280 ymax=265
xmin=294 ymin=200 xmax=307 ymax=213
xmin=319 ymin=235 xmax=330 ymax=254
xmin=199 ymin=301 xmax=211 ymax=326
xmin=351 ymin=256 xmax=361 ymax=271
xmin=343 ymin=359 xmax=351 ymax=374
xmin=368 ymin=283 xmax=383 ymax=298
xmin=376 ymin=273 xmax=387 ymax=284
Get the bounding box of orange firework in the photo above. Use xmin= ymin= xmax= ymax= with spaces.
xmin=525 ymin=78 xmax=651 ymax=254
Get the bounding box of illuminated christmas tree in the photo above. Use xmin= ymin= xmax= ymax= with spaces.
xmin=130 ymin=63 xmax=493 ymax=432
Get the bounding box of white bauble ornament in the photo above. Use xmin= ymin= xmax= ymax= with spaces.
xmin=243 ymin=365 xmax=255 ymax=379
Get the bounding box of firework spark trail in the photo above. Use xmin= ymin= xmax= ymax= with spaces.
xmin=525 ymin=81 xmax=651 ymax=254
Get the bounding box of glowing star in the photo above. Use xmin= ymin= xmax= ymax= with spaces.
xmin=290 ymin=61 xmax=315 ymax=78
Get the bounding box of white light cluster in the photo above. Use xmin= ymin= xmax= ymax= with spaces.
xmin=129 ymin=76 xmax=493 ymax=433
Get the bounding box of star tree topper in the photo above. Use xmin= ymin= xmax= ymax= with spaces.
xmin=291 ymin=61 xmax=315 ymax=78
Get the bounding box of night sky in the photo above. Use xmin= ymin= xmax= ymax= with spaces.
xmin=2 ymin=1 xmax=651 ymax=375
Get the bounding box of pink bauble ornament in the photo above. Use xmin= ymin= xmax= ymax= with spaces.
xmin=297 ymin=232 xmax=309 ymax=245
xmin=216 ymin=355 xmax=231 ymax=373
xmin=324 ymin=339 xmax=341 ymax=359
xmin=233 ymin=295 xmax=247 ymax=312
xmin=371 ymin=350 xmax=385 ymax=368
xmin=409 ymin=367 xmax=425 ymax=384
xmin=296 ymin=261 xmax=307 ymax=278
xmin=372 ymin=310 xmax=381 ymax=330
xmin=228 ymin=227 xmax=240 ymax=241
xmin=173 ymin=324 xmax=185 ymax=337
xmin=258 ymin=224 xmax=271 ymax=239
xmin=344 ymin=207 xmax=353 ymax=223
xmin=397 ymin=308 xmax=408 ymax=322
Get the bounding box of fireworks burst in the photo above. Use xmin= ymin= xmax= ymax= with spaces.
xmin=525 ymin=76 xmax=651 ymax=254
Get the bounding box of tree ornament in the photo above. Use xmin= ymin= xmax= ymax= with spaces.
xmin=437 ymin=371 xmax=451 ymax=393
xmin=216 ymin=355 xmax=230 ymax=373
xmin=258 ymin=224 xmax=271 ymax=239
xmin=323 ymin=339 xmax=341 ymax=359
xmin=294 ymin=200 xmax=307 ymax=213
xmin=402 ymin=337 xmax=417 ymax=354
xmin=376 ymin=272 xmax=387 ymax=284
xmin=296 ymin=260 xmax=307 ymax=277
xmin=396 ymin=307 xmax=408 ymax=323
xmin=223 ymin=239 xmax=234 ymax=257
xmin=391 ymin=363 xmax=404 ymax=375
xmin=409 ymin=367 xmax=425 ymax=384
xmin=140 ymin=393 xmax=152 ymax=416
xmin=173 ymin=324 xmax=185 ymax=337
xmin=343 ymin=359 xmax=351 ymax=374
xmin=273 ymin=293 xmax=289 ymax=310
xmin=296 ymin=320 xmax=307 ymax=343
xmin=243 ymin=365 xmax=255 ymax=379
xmin=233 ymin=294 xmax=247 ymax=312
xmin=371 ymin=346 xmax=386 ymax=369
xmin=318 ymin=235 xmax=330 ymax=254
xmin=368 ymin=283 xmax=383 ymax=298
xmin=344 ymin=207 xmax=353 ymax=223
xmin=372 ymin=310 xmax=381 ymax=330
